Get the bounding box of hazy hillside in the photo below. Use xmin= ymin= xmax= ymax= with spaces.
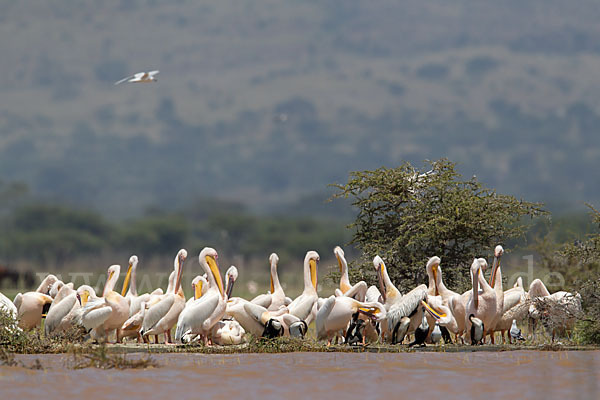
xmin=1 ymin=0 xmax=599 ymax=216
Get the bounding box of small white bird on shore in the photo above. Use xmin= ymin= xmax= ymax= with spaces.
xmin=510 ymin=319 xmax=525 ymax=342
xmin=115 ymin=70 xmax=159 ymax=85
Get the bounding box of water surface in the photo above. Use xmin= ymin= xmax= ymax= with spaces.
xmin=1 ymin=351 xmax=598 ymax=399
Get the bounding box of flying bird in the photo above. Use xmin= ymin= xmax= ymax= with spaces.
xmin=114 ymin=70 xmax=159 ymax=85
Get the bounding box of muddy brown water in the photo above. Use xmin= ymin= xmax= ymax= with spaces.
xmin=1 ymin=351 xmax=598 ymax=399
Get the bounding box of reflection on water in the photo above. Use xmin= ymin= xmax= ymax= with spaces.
xmin=1 ymin=351 xmax=599 ymax=400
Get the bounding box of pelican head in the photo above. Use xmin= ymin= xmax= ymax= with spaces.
xmin=225 ymin=266 xmax=238 ymax=299
xmin=77 ymin=285 xmax=96 ymax=306
xmin=103 ymin=265 xmax=121 ymax=297
xmin=191 ymin=275 xmax=208 ymax=300
xmin=373 ymin=256 xmax=387 ymax=302
xmin=199 ymin=247 xmax=224 ymax=297
xmin=426 ymin=256 xmax=441 ymax=295
xmin=304 ymin=251 xmax=320 ymax=291
xmin=174 ymin=249 xmax=188 ymax=293
xmin=269 ymin=253 xmax=279 ymax=293
xmin=494 ymin=245 xmax=504 ymax=258
xmin=334 ymin=245 xmax=345 ymax=272
xmin=122 ymin=254 xmax=138 ymax=296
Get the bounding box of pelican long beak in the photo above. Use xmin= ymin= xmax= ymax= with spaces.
xmin=207 ymin=255 xmax=224 ymax=297
xmin=432 ymin=267 xmax=439 ymax=296
xmin=358 ymin=306 xmax=382 ymax=320
xmin=226 ymin=274 xmax=235 ymax=299
xmin=336 ymin=255 xmax=343 ymax=274
xmin=270 ymin=275 xmax=274 ymax=294
xmin=81 ymin=290 xmax=90 ymax=306
xmin=309 ymin=259 xmax=318 ymax=290
xmin=490 ymin=257 xmax=500 ymax=287
xmin=103 ymin=270 xmax=115 ymax=297
xmin=377 ymin=264 xmax=387 ymax=302
xmin=175 ymin=255 xmax=186 ymax=293
xmin=194 ymin=281 xmax=203 ymax=300
xmin=421 ymin=300 xmax=445 ymax=320
xmin=121 ymin=263 xmax=133 ymax=297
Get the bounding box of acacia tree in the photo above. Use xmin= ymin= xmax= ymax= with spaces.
xmin=332 ymin=159 xmax=546 ymax=293
xmin=560 ymin=204 xmax=600 ymax=343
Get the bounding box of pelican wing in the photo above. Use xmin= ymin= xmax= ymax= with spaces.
xmin=387 ymin=284 xmax=428 ymax=328
xmin=175 ymin=291 xmax=220 ymax=341
xmin=243 ymin=302 xmax=271 ymax=325
xmin=366 ymin=285 xmax=383 ymax=303
xmin=284 ymin=297 xmax=293 ymax=305
xmin=142 ymin=294 xmax=174 ymax=333
xmin=250 ymin=293 xmax=272 ymax=309
xmin=45 ymin=293 xmax=78 ymax=335
xmin=148 ymin=70 xmax=159 ymax=77
xmin=114 ymin=74 xmax=135 ymax=85
xmin=0 ymin=291 xmax=17 ymax=317
xmin=342 ymin=281 xmax=368 ymax=301
xmin=81 ymin=306 xmax=112 ymax=330
xmin=502 ymin=287 xmax=525 ymax=313
xmin=13 ymin=293 xmax=23 ymax=311
xmin=316 ymin=295 xmax=336 ymax=340
xmin=288 ymin=293 xmax=317 ymax=321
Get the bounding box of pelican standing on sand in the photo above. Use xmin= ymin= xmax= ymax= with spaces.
xmin=175 ymin=247 xmax=226 ymax=344
xmin=140 ymin=249 xmax=187 ymax=344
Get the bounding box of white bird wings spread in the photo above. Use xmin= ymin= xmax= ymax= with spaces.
xmin=114 ymin=74 xmax=136 ymax=85
xmin=142 ymin=294 xmax=175 ymax=333
xmin=148 ymin=70 xmax=159 ymax=77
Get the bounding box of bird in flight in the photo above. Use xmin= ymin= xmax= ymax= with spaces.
xmin=114 ymin=70 xmax=159 ymax=85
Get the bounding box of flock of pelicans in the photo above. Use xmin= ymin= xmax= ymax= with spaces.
xmin=0 ymin=245 xmax=583 ymax=347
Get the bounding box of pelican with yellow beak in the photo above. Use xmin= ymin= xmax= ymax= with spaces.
xmin=175 ymin=247 xmax=226 ymax=344
xmin=373 ymin=255 xmax=429 ymax=342
xmin=250 ymin=253 xmax=290 ymax=310
xmin=465 ymin=258 xmax=498 ymax=343
xmin=287 ymin=251 xmax=320 ymax=324
xmin=121 ymin=255 xmax=157 ymax=317
xmin=140 ymin=249 xmax=187 ymax=344
xmin=316 ymin=294 xmax=386 ymax=345
xmin=334 ymin=246 xmax=367 ymax=301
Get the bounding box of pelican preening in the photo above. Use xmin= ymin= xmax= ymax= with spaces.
xmin=1 ymin=243 xmax=581 ymax=348
xmin=114 ymin=70 xmax=159 ymax=85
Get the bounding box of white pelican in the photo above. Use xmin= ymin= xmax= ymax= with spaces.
xmin=287 ymin=251 xmax=320 ymax=323
xmin=316 ymin=295 xmax=386 ymax=345
xmin=115 ymin=70 xmax=159 ymax=85
xmin=140 ymin=249 xmax=187 ymax=344
xmin=250 ymin=253 xmax=290 ymax=310
xmin=493 ymin=277 xmax=527 ymax=343
xmin=425 ymin=256 xmax=460 ymax=340
xmin=211 ymin=319 xmax=246 ymax=345
xmin=78 ymin=265 xmax=130 ymax=342
xmin=175 ymin=247 xmax=226 ymax=344
xmin=224 ymin=265 xmax=238 ymax=299
xmin=13 ymin=291 xmax=53 ymax=330
xmin=423 ymin=295 xmax=459 ymax=336
xmin=465 ymin=258 xmax=498 ymax=343
xmin=527 ymin=279 xmax=582 ymax=342
xmin=373 ymin=255 xmax=428 ymax=341
xmin=121 ymin=255 xmax=159 ymax=316
xmin=0 ymin=291 xmax=17 ymax=318
xmin=45 ymin=283 xmax=81 ymax=335
xmin=334 ymin=246 xmax=367 ymax=301
xmin=241 ymin=301 xmax=305 ymax=338
xmin=486 ymin=245 xmax=505 ymax=344
xmin=120 ymin=301 xmax=147 ymax=343
xmin=35 ymin=274 xmax=59 ymax=295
